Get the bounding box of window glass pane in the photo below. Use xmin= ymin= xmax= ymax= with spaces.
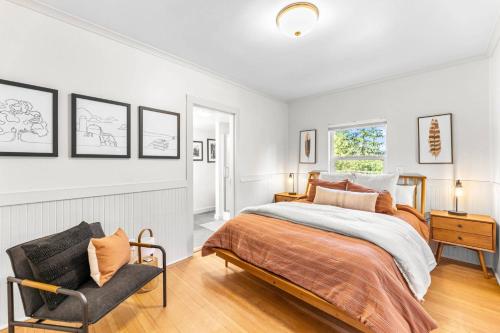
xmin=333 ymin=126 xmax=386 ymax=157
xmin=335 ymin=160 xmax=384 ymax=173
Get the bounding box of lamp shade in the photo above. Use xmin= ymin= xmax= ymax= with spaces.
xmin=277 ymin=2 xmax=319 ymax=38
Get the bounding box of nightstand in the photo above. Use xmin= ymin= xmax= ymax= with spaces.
xmin=430 ymin=210 xmax=497 ymax=278
xmin=274 ymin=192 xmax=307 ymax=203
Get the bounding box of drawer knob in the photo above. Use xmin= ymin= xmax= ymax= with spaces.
xmin=458 ymin=236 xmax=463 ymax=240
xmin=457 ymin=224 xmax=463 ymax=228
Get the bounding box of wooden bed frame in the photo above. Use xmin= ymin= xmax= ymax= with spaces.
xmin=213 ymin=171 xmax=427 ymax=333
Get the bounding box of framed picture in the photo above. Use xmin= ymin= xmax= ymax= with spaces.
xmin=139 ymin=106 xmax=180 ymax=159
xmin=418 ymin=113 xmax=453 ymax=164
xmin=299 ymin=129 xmax=316 ymax=164
xmin=71 ymin=94 xmax=130 ymax=158
xmin=207 ymin=138 xmax=216 ymax=163
xmin=0 ymin=79 xmax=58 ymax=156
xmin=193 ymin=141 xmax=203 ymax=161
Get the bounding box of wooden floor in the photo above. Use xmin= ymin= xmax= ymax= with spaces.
xmin=4 ymin=253 xmax=500 ymax=333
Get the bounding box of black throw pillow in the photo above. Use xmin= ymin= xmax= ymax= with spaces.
xmin=21 ymin=222 xmax=93 ymax=310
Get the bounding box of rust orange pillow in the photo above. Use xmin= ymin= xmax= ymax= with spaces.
xmin=307 ymin=179 xmax=347 ymax=202
xmin=346 ymin=181 xmax=395 ymax=215
xmin=88 ymin=228 xmax=130 ymax=287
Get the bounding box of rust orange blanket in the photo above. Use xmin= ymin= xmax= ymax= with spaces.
xmin=202 ymin=206 xmax=437 ymax=333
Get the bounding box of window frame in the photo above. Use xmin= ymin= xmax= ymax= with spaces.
xmin=328 ymin=121 xmax=387 ymax=174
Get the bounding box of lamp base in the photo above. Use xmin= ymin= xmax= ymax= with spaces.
xmin=288 ymin=192 xmax=297 ymax=195
xmin=448 ymin=210 xmax=467 ymax=216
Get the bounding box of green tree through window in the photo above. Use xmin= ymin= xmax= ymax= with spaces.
xmin=330 ymin=125 xmax=386 ymax=173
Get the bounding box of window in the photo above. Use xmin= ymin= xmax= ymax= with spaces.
xmin=329 ymin=122 xmax=386 ymax=174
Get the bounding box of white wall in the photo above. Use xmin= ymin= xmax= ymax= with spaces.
xmin=0 ymin=1 xmax=288 ymax=327
xmin=489 ymin=33 xmax=500 ymax=280
xmin=193 ymin=125 xmax=216 ymax=214
xmin=288 ymin=59 xmax=495 ymax=266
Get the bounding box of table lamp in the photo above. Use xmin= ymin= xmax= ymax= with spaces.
xmin=448 ymin=180 xmax=467 ymax=216
xmin=288 ymin=173 xmax=296 ymax=195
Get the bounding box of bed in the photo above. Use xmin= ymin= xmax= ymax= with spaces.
xmin=202 ymin=172 xmax=437 ymax=333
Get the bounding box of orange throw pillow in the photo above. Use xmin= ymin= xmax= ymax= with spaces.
xmin=88 ymin=228 xmax=131 ymax=287
xmin=307 ymin=179 xmax=348 ymax=202
xmin=346 ymin=181 xmax=395 ymax=215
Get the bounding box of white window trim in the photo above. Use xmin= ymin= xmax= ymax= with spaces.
xmin=328 ymin=121 xmax=387 ymax=174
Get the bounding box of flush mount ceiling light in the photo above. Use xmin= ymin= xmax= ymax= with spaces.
xmin=276 ymin=2 xmax=319 ymax=38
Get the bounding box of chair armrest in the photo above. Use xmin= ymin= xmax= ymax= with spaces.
xmin=129 ymin=242 xmax=167 ymax=269
xmin=7 ymin=276 xmax=89 ymax=323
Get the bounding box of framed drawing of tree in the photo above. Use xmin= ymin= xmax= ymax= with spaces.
xmin=0 ymin=79 xmax=58 ymax=156
xmin=418 ymin=113 xmax=453 ymax=164
xmin=71 ymin=94 xmax=131 ymax=158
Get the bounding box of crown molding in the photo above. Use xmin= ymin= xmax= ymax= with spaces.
xmin=288 ymin=54 xmax=488 ymax=103
xmin=487 ymin=14 xmax=500 ymax=56
xmin=6 ymin=0 xmax=284 ymax=104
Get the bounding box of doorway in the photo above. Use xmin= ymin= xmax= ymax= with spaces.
xmin=191 ymin=105 xmax=235 ymax=250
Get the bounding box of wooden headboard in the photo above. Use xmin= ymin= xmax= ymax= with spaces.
xmin=305 ymin=171 xmax=427 ymax=214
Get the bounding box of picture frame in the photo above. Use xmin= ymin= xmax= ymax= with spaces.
xmin=139 ymin=106 xmax=180 ymax=159
xmin=71 ymin=94 xmax=130 ymax=158
xmin=193 ymin=141 xmax=203 ymax=161
xmin=207 ymin=138 xmax=216 ymax=163
xmin=418 ymin=113 xmax=453 ymax=164
xmin=0 ymin=78 xmax=58 ymax=156
xmin=299 ymin=129 xmax=316 ymax=164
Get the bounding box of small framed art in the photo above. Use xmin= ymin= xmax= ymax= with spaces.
xmin=418 ymin=113 xmax=453 ymax=164
xmin=139 ymin=106 xmax=180 ymax=159
xmin=207 ymin=138 xmax=216 ymax=163
xmin=71 ymin=94 xmax=130 ymax=158
xmin=193 ymin=141 xmax=203 ymax=161
xmin=299 ymin=129 xmax=316 ymax=164
xmin=0 ymin=79 xmax=58 ymax=156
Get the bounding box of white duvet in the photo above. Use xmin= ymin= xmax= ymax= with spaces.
xmin=240 ymin=201 xmax=436 ymax=300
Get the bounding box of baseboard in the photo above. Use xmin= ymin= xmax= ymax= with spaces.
xmin=495 ymin=271 xmax=500 ymax=286
xmin=193 ymin=206 xmax=215 ymax=215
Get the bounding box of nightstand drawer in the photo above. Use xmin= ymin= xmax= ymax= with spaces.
xmin=433 ymin=228 xmax=494 ymax=250
xmin=275 ymin=195 xmax=295 ymax=202
xmin=432 ymin=216 xmax=492 ymax=236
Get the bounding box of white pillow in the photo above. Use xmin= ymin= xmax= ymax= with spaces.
xmin=395 ymin=185 xmax=416 ymax=206
xmin=353 ymin=172 xmax=399 ymax=207
xmin=319 ymin=172 xmax=355 ymax=182
xmin=313 ymin=186 xmax=378 ymax=212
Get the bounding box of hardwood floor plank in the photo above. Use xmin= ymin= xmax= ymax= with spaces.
xmin=3 ymin=254 xmax=499 ymax=333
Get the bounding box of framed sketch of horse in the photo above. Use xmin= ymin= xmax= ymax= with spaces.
xmin=0 ymin=79 xmax=58 ymax=156
xmin=138 ymin=106 xmax=180 ymax=159
xmin=71 ymin=94 xmax=130 ymax=158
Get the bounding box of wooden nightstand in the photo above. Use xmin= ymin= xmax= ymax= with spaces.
xmin=430 ymin=210 xmax=497 ymax=278
xmin=274 ymin=192 xmax=307 ymax=203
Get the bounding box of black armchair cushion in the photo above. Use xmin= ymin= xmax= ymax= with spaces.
xmin=21 ymin=222 xmax=94 ymax=310
xmin=6 ymin=222 xmax=105 ymax=316
xmin=32 ymin=264 xmax=162 ymax=324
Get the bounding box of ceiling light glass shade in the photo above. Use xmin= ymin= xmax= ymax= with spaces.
xmin=277 ymin=2 xmax=319 ymax=38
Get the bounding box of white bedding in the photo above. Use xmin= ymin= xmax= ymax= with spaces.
xmin=241 ymin=201 xmax=436 ymax=300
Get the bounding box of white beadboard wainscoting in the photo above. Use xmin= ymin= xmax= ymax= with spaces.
xmin=0 ymin=185 xmax=189 ymax=328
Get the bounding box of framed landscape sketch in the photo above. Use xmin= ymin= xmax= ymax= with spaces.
xmin=139 ymin=106 xmax=180 ymax=159
xmin=72 ymin=94 xmax=130 ymax=158
xmin=0 ymin=79 xmax=58 ymax=156
xmin=193 ymin=141 xmax=203 ymax=161
xmin=207 ymin=138 xmax=216 ymax=163
xmin=299 ymin=129 xmax=316 ymax=164
xmin=418 ymin=113 xmax=453 ymax=164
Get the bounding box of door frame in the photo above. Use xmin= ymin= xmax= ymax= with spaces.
xmin=186 ymin=95 xmax=239 ymax=251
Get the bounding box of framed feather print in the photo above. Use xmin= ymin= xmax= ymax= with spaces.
xmin=299 ymin=129 xmax=316 ymax=164
xmin=418 ymin=113 xmax=453 ymax=164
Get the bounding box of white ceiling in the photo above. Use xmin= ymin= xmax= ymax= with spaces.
xmin=33 ymin=0 xmax=500 ymax=101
